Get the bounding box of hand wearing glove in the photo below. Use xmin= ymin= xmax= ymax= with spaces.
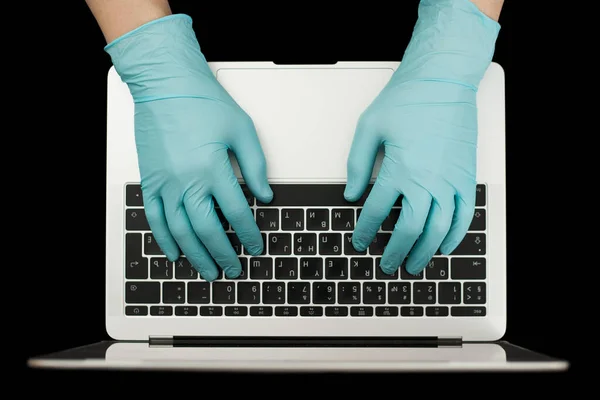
xmin=345 ymin=0 xmax=500 ymax=275
xmin=106 ymin=15 xmax=273 ymax=281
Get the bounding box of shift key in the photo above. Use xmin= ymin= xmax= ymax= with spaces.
xmin=126 ymin=281 xmax=160 ymax=304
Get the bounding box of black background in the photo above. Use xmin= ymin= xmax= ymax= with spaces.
xmin=24 ymin=0 xmax=579 ymax=390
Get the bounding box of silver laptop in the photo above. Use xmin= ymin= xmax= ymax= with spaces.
xmin=28 ymin=62 xmax=568 ymax=372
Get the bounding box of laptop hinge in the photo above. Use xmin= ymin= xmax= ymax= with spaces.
xmin=149 ymin=336 xmax=462 ymax=347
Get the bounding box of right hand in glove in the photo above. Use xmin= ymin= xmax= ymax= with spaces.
xmin=105 ymin=15 xmax=273 ymax=281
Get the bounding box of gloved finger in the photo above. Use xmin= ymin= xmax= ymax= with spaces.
xmin=162 ymin=197 xmax=220 ymax=282
xmin=344 ymin=116 xmax=381 ymax=202
xmin=440 ymin=188 xmax=476 ymax=255
xmin=212 ymin=161 xmax=264 ymax=256
xmin=404 ymin=194 xmax=455 ymax=275
xmin=183 ymin=188 xmax=243 ymax=279
xmin=229 ymin=118 xmax=273 ymax=204
xmin=379 ymin=185 xmax=432 ymax=275
xmin=142 ymin=194 xmax=180 ymax=262
xmin=352 ymin=180 xmax=400 ymax=252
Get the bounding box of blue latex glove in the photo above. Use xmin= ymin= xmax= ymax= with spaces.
xmin=345 ymin=0 xmax=500 ymax=275
xmin=106 ymin=15 xmax=273 ymax=281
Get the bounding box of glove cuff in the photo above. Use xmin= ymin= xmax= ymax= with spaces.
xmin=393 ymin=0 xmax=501 ymax=90
xmin=105 ymin=14 xmax=220 ymax=103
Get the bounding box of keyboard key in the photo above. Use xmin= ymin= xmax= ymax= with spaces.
xmin=338 ymin=282 xmax=360 ymax=304
xmin=275 ymin=306 xmax=298 ymax=316
xmin=426 ymin=306 xmax=449 ymax=317
xmin=300 ymin=306 xmax=323 ymax=316
xmin=212 ymin=282 xmax=235 ymax=304
xmin=325 ymin=258 xmax=348 ymax=279
xmin=306 ymin=209 xmax=329 ymax=230
xmin=325 ymin=306 xmax=348 ymax=316
xmin=451 ymin=306 xmax=486 ymax=316
xmin=281 ymin=209 xmax=304 ymax=230
xmin=312 ymin=282 xmax=335 ymax=304
xmin=163 ymin=282 xmax=185 ymax=304
xmin=256 ymin=209 xmax=279 ymax=230
xmin=249 ymin=257 xmax=272 ymax=279
xmin=126 ymin=184 xmax=143 ymax=206
xmin=451 ymin=258 xmax=486 ymax=279
xmin=331 ymin=209 xmax=354 ymax=231
xmin=200 ymin=306 xmax=222 ymax=316
xmin=319 ymin=233 xmax=342 ymax=255
xmin=424 ymin=257 xmax=449 ymax=280
xmin=376 ymin=306 xmax=399 ymax=317
xmin=150 ymin=257 xmax=172 ymax=279
xmin=126 ymin=209 xmax=150 ymax=231
xmin=388 ymin=283 xmax=410 ymax=304
xmin=144 ymin=233 xmax=163 ymax=255
xmin=470 ymin=208 xmax=486 ymax=231
xmin=300 ymin=258 xmax=323 ymax=279
xmin=369 ymin=233 xmax=391 ymax=255
xmin=464 ymin=282 xmax=486 ymax=304
xmin=237 ymin=282 xmax=260 ymax=304
xmin=401 ymin=306 xmax=423 ymax=317
xmin=287 ymin=282 xmax=310 ymax=304
xmin=363 ymin=282 xmax=385 ymax=304
xmin=126 ymin=233 xmax=148 ymax=279
xmin=375 ymin=259 xmax=398 ymax=279
xmin=125 ymin=282 xmax=160 ymax=304
xmin=274 ymin=258 xmax=298 ymax=279
xmin=476 ymin=184 xmax=486 ymax=206
xmin=344 ymin=233 xmax=366 ymax=255
xmin=125 ymin=306 xmax=147 ymax=316
xmin=269 ymin=233 xmax=292 ymax=255
xmin=250 ymin=306 xmax=272 ymax=316
xmin=350 ymin=258 xmax=373 ymax=280
xmin=175 ymin=306 xmax=197 ymax=316
xmin=413 ymin=282 xmax=436 ymax=304
xmin=187 ymin=282 xmax=210 ymax=304
xmin=350 ymin=306 xmax=373 ymax=317
xmin=263 ymin=282 xmax=285 ymax=304
xmin=174 ymin=258 xmax=197 ymax=279
xmin=294 ymin=233 xmax=317 ymax=255
xmin=400 ymin=266 xmax=423 ymax=280
xmin=150 ymin=306 xmax=173 ymax=316
xmin=225 ymin=306 xmax=248 ymax=316
xmin=438 ymin=282 xmax=461 ymax=304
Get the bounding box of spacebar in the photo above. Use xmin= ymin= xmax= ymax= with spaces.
xmin=257 ymin=184 xmax=363 ymax=206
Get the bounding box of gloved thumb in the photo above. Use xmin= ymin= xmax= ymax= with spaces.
xmin=344 ymin=121 xmax=380 ymax=202
xmin=232 ymin=125 xmax=273 ymax=204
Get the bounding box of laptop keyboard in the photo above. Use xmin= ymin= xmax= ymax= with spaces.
xmin=123 ymin=183 xmax=487 ymax=318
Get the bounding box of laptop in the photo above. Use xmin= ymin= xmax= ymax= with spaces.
xmin=28 ymin=61 xmax=569 ymax=372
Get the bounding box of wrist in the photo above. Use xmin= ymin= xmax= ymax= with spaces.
xmin=105 ymin=14 xmax=216 ymax=103
xmin=393 ymin=0 xmax=501 ymax=90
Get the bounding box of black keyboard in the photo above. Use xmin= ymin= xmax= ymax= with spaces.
xmin=124 ymin=183 xmax=487 ymax=318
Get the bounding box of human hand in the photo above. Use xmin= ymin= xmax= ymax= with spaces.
xmin=344 ymin=0 xmax=500 ymax=275
xmin=106 ymin=15 xmax=272 ymax=281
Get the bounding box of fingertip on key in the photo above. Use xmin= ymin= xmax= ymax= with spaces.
xmin=440 ymin=242 xmax=457 ymax=255
xmin=224 ymin=267 xmax=241 ymax=279
xmin=201 ymin=269 xmax=218 ymax=282
xmin=247 ymin=243 xmax=264 ymax=256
